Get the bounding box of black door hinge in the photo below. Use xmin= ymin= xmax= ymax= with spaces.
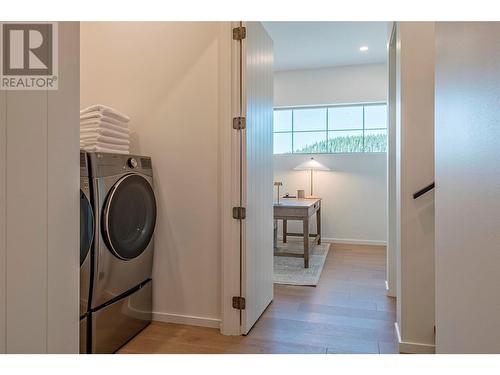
xmin=232 ymin=296 xmax=246 ymax=310
xmin=232 ymin=116 xmax=246 ymax=130
xmin=233 ymin=26 xmax=246 ymax=41
xmin=232 ymin=206 xmax=246 ymax=220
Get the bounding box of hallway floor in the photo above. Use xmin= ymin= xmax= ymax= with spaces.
xmin=119 ymin=243 xmax=398 ymax=354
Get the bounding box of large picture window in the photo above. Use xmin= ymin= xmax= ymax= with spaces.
xmin=273 ymin=103 xmax=387 ymax=154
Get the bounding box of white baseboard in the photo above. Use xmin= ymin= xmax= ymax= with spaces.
xmin=394 ymin=322 xmax=435 ymax=354
xmin=153 ymin=312 xmax=221 ymax=329
xmin=323 ymin=237 xmax=387 ymax=246
xmin=385 ymin=280 xmax=396 ymax=297
xmin=277 ymin=235 xmax=386 ymax=246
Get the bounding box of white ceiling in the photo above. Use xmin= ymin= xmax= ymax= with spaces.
xmin=261 ymin=22 xmax=388 ymax=71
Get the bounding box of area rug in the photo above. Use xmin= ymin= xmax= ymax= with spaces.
xmin=273 ymin=239 xmax=330 ymax=286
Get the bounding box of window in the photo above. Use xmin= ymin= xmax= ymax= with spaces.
xmin=273 ymin=104 xmax=387 ymax=154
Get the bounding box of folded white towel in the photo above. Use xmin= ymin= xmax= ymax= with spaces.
xmin=80 ymin=112 xmax=128 ymax=127
xmin=83 ymin=145 xmax=129 ymax=155
xmin=80 ymin=119 xmax=130 ymax=134
xmin=80 ymin=104 xmax=130 ymax=123
xmin=80 ymin=134 xmax=130 ymax=146
xmin=80 ymin=127 xmax=129 ymax=140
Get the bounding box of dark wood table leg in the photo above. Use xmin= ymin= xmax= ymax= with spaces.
xmin=303 ymin=218 xmax=309 ymax=268
xmin=316 ymin=207 xmax=321 ymax=245
xmin=283 ymin=219 xmax=287 ymax=243
xmin=273 ymin=220 xmax=278 ymax=249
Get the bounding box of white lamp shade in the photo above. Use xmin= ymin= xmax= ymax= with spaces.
xmin=293 ymin=157 xmax=330 ymax=171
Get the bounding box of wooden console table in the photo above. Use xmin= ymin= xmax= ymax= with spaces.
xmin=273 ymin=198 xmax=321 ymax=268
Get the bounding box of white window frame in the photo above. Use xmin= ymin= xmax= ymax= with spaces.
xmin=273 ymin=102 xmax=388 ymax=154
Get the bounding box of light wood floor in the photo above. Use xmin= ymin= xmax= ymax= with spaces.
xmin=119 ymin=243 xmax=398 ymax=354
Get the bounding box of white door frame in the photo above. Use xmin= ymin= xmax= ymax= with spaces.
xmin=386 ymin=21 xmax=397 ymax=298
xmin=220 ymin=21 xmax=246 ymax=336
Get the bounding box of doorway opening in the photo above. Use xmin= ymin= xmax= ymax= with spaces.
xmin=220 ymin=21 xmax=398 ymax=354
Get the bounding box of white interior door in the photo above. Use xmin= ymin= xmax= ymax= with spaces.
xmin=386 ymin=23 xmax=397 ymax=298
xmin=435 ymin=22 xmax=500 ymax=353
xmin=242 ymin=22 xmax=274 ymax=334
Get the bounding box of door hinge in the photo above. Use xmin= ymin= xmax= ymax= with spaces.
xmin=232 ymin=206 xmax=246 ymax=220
xmin=233 ymin=26 xmax=246 ymax=41
xmin=232 ymin=296 xmax=246 ymax=310
xmin=232 ymin=116 xmax=246 ymax=130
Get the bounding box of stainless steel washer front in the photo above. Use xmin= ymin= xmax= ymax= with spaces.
xmin=91 ymin=279 xmax=152 ymax=354
xmin=80 ymin=314 xmax=88 ymax=354
xmin=88 ymin=152 xmax=156 ymax=310
xmin=80 ymin=150 xmax=94 ymax=318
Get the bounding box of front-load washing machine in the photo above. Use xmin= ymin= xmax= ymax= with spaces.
xmin=80 ymin=150 xmax=94 ymax=353
xmin=88 ymin=152 xmax=156 ymax=353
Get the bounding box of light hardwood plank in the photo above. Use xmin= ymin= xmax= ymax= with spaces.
xmin=119 ymin=243 xmax=398 ymax=354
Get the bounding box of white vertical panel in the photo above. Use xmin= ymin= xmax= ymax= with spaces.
xmin=396 ymin=22 xmax=435 ymax=352
xmin=46 ymin=22 xmax=79 ymax=353
xmin=1 ymin=21 xmax=79 ymax=353
xmin=435 ymin=22 xmax=500 ymax=353
xmin=0 ymin=63 xmax=6 ymax=353
xmin=6 ymin=89 xmax=48 ymax=353
xmin=243 ymin=22 xmax=274 ymax=333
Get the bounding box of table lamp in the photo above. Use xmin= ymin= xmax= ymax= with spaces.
xmin=274 ymin=181 xmax=283 ymax=204
xmin=293 ymin=157 xmax=330 ymax=198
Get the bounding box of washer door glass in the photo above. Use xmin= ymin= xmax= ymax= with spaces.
xmin=80 ymin=189 xmax=94 ymax=266
xmin=103 ymin=174 xmax=157 ymax=260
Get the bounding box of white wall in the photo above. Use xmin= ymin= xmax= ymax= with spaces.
xmin=435 ymin=22 xmax=500 ymax=354
xmin=0 ymin=22 xmax=80 ymax=353
xmin=273 ymin=64 xmax=387 ymax=244
xmin=274 ymin=63 xmax=387 ymax=107
xmin=274 ymin=154 xmax=387 ymax=244
xmin=80 ymin=22 xmax=229 ymax=327
xmin=395 ymin=22 xmax=435 ymax=354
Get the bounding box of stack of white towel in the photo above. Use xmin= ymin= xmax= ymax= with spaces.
xmin=80 ymin=104 xmax=131 ymax=155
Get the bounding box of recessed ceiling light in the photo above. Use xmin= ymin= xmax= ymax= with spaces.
xmin=359 ymin=46 xmax=369 ymax=52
